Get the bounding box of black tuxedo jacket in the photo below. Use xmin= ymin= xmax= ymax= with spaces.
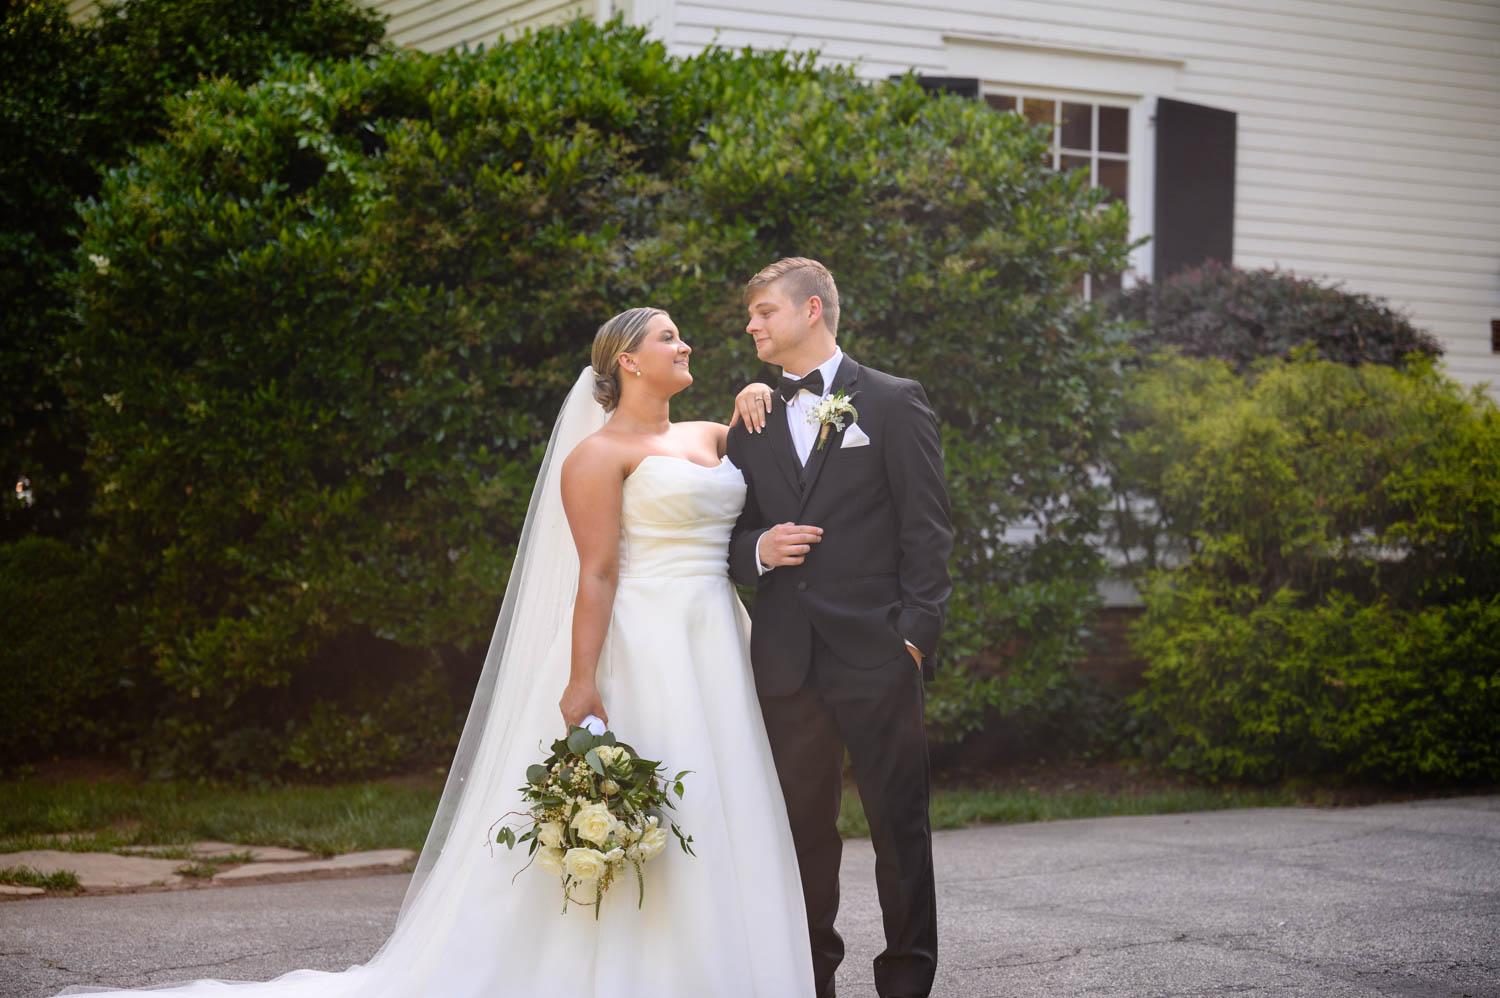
xmin=727 ymin=354 xmax=954 ymax=697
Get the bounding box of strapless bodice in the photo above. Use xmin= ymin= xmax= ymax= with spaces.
xmin=618 ymin=455 xmax=745 ymax=579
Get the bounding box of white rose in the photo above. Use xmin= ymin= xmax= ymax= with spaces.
xmin=536 ymin=821 xmax=565 ymax=849
xmin=563 ymin=847 xmax=608 ymax=882
xmin=570 ymin=802 xmax=617 ymax=847
xmin=635 ymin=823 xmax=669 ymax=861
xmin=594 ymin=745 xmax=633 ymax=769
xmin=602 ymin=847 xmax=624 ymax=866
xmin=536 ymin=846 xmax=565 ymax=878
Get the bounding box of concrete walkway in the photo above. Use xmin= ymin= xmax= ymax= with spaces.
xmin=3 ymin=797 xmax=1497 ymax=997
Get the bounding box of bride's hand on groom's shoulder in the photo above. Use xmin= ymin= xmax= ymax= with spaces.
xmin=728 ymin=382 xmax=774 ymax=433
xmin=559 ymin=681 xmax=607 ymax=730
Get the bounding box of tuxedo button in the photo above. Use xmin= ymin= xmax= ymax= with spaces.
xmin=796 ymin=581 xmax=808 ymax=592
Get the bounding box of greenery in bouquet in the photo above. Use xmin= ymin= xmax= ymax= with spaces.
xmin=495 ymin=725 xmax=692 ymax=917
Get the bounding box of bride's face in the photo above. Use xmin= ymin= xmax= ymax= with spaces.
xmin=623 ymin=313 xmax=693 ymax=395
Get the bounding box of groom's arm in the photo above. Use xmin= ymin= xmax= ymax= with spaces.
xmin=884 ymin=380 xmax=954 ymax=666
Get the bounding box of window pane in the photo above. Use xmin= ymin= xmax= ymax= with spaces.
xmin=1099 ymin=105 xmax=1129 ymax=153
xmin=1099 ymin=160 xmax=1128 ymax=201
xmin=985 ymin=94 xmax=1015 ymax=112
xmin=1060 ymin=102 xmax=1092 ymax=150
xmin=1022 ymin=97 xmax=1055 ymax=130
xmin=1061 ymin=153 xmax=1091 ymax=177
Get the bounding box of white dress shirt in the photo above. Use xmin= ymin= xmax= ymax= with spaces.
xmin=782 ymin=348 xmax=845 ymax=466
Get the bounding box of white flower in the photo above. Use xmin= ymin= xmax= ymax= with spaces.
xmin=562 ymin=847 xmax=608 ymax=883
xmin=570 ymin=802 xmax=617 ymax=847
xmin=806 ymin=391 xmax=860 ymax=451
xmin=535 ymin=846 xmax=565 ymax=878
xmin=536 ymin=821 xmax=565 ymax=849
xmin=632 ymin=818 xmax=669 ymax=861
xmin=594 ymin=745 xmax=632 ymax=769
xmin=601 ymin=847 xmax=624 ymax=866
xmin=88 ymin=254 xmax=110 ymax=274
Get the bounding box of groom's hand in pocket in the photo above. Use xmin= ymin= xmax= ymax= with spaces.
xmin=757 ymin=522 xmax=823 ymax=567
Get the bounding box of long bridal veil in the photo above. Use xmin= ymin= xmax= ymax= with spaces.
xmin=57 ymin=368 xmax=606 ymax=996
xmin=401 ymin=366 xmax=603 ymax=918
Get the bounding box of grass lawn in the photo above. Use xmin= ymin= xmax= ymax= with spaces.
xmin=0 ymin=765 xmax=1299 ymax=859
xmin=0 ymin=778 xmax=444 ymax=857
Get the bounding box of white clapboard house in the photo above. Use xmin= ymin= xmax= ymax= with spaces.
xmin=64 ymin=0 xmax=1500 ymax=392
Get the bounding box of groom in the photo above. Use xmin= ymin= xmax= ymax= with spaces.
xmin=726 ymin=258 xmax=953 ymax=998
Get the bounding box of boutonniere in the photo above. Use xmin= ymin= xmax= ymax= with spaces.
xmin=807 ymin=391 xmax=860 ymax=451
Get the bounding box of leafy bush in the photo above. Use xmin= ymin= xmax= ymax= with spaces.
xmin=0 ymin=538 xmax=141 ymax=763
xmin=1 ymin=0 xmax=387 ymax=542
xmin=0 ymin=1 xmax=95 ymax=540
xmin=58 ymin=20 xmax=1129 ymax=771
xmin=279 ymin=672 xmax=462 ymax=782
xmin=1122 ymin=355 xmax=1500 ymax=783
xmin=1110 ymin=261 xmax=1441 ymax=373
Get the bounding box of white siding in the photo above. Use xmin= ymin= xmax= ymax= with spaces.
xmin=368 ymin=0 xmax=592 ymax=51
xmin=62 ymin=1 xmax=592 ymax=50
xmin=645 ymin=0 xmax=1500 ymax=397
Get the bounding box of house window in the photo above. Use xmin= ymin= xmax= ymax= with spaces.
xmin=984 ymin=92 xmax=1129 ymax=298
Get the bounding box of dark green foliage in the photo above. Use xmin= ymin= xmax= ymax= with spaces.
xmin=53 ymin=20 xmax=1128 ymax=772
xmin=0 ymin=0 xmax=387 ymax=542
xmin=0 ymin=1 xmax=94 ymax=539
xmin=0 ymin=537 xmax=141 ymax=763
xmin=1110 ymin=261 xmax=1442 ymax=373
xmin=83 ymin=0 xmax=387 ymax=152
xmin=1120 ymin=355 xmax=1500 ymax=783
xmin=278 ymin=672 xmax=463 ymax=781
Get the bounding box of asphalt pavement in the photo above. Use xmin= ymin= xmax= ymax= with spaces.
xmin=3 ymin=796 xmax=1497 ymax=997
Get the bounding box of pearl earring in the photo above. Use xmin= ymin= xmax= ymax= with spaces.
xmin=634 ymin=369 xmax=642 ymax=377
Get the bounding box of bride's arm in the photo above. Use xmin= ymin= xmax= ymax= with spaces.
xmin=558 ymin=439 xmax=627 ymax=728
xmin=708 ymin=421 xmax=730 ymax=458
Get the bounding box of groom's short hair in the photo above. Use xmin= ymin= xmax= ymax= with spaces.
xmin=744 ymin=257 xmax=840 ymax=336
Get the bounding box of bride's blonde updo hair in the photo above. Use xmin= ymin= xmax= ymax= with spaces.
xmin=591 ymin=306 xmax=667 ymax=412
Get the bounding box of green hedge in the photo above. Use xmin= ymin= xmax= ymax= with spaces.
xmin=1121 ymin=355 xmax=1500 ymax=783
xmin=1 ymin=0 xmax=387 ymax=543
xmin=0 ymin=537 xmax=138 ymax=763
xmin=55 ymin=20 xmax=1129 ymax=773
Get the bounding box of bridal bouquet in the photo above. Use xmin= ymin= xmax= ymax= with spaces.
xmin=496 ymin=723 xmax=693 ymax=918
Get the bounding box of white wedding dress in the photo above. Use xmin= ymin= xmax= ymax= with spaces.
xmin=57 ymin=372 xmax=813 ymax=997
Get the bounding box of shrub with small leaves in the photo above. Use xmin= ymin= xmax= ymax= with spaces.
xmin=1122 ymin=355 xmax=1500 ymax=783
xmin=1110 ymin=261 xmax=1441 ymax=373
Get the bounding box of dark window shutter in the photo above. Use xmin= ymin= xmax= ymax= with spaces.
xmin=897 ymin=75 xmax=980 ymax=98
xmin=1153 ymin=97 xmax=1236 ymax=279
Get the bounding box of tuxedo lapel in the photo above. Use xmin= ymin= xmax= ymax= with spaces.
xmin=765 ymin=395 xmax=802 ymax=498
xmin=796 ymin=354 xmax=861 ymax=518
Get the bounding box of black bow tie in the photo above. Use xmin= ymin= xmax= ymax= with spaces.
xmin=777 ymin=369 xmax=824 ymax=404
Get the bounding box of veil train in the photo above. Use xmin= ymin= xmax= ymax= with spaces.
xmin=56 ymin=368 xmax=606 ymax=996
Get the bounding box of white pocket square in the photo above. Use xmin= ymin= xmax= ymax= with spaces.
xmin=840 ymin=423 xmax=870 ymax=448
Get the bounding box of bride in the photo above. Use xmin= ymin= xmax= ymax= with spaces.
xmin=55 ymin=308 xmax=814 ymax=997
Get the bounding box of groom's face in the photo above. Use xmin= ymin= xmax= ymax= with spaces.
xmin=745 ymin=283 xmax=813 ymax=368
